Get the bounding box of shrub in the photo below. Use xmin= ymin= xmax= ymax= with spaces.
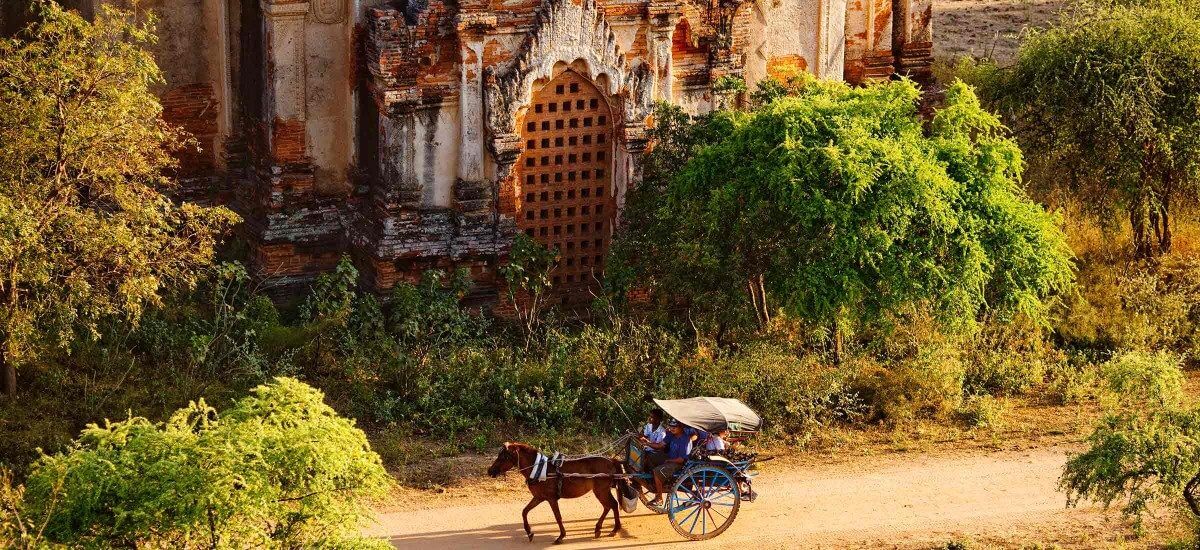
xmin=15 ymin=378 xmax=390 ymax=549
xmin=957 ymin=395 xmax=1008 ymax=430
xmin=1062 ymin=406 xmax=1200 ymax=526
xmin=963 ymin=318 xmax=1051 ymax=397
xmin=667 ymin=343 xmax=861 ymax=433
xmin=1 ymin=469 xmax=25 ymax=547
xmin=1044 ymin=356 xmax=1103 ymax=405
xmin=853 ymin=342 xmax=966 ymax=424
xmin=964 ymin=352 xmax=1045 ymax=397
xmin=389 ymin=269 xmax=488 ymax=348
xmin=1063 ymin=348 xmax=1199 ymax=529
xmin=1101 ymin=350 xmax=1184 ymax=409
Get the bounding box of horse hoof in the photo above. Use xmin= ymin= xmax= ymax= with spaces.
xmin=526 ymin=532 xmax=534 ymax=542
xmin=554 ymin=537 xmax=565 ymax=545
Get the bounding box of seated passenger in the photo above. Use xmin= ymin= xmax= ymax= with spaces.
xmin=648 ymin=419 xmax=691 ymax=507
xmin=705 ymin=428 xmax=729 ymax=452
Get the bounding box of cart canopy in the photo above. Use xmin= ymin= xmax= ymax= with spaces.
xmin=653 ymin=397 xmax=762 ymax=433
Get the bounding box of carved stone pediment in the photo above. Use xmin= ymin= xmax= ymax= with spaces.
xmin=483 ymin=0 xmax=655 ymax=157
xmin=312 ymin=0 xmax=347 ymax=24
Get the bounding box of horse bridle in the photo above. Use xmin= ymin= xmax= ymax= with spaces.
xmin=503 ymin=445 xmax=534 ymax=477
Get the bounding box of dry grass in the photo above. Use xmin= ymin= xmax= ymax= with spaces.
xmin=935 ymin=0 xmax=1071 ymax=63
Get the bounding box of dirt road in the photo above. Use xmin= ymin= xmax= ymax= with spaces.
xmin=367 ymin=445 xmax=1117 ymax=549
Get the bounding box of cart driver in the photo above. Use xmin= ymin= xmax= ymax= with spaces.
xmin=640 ymin=408 xmax=666 ymax=452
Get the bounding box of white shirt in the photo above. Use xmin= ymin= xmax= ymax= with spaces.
xmin=705 ymin=435 xmax=726 ymax=451
xmin=642 ymin=423 xmax=666 ymax=451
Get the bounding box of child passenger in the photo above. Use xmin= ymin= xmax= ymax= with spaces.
xmin=705 ymin=428 xmax=729 ymax=452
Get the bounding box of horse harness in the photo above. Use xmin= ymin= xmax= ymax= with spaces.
xmin=527 ymin=451 xmax=566 ymax=498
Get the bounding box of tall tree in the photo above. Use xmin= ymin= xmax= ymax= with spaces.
xmin=965 ymin=0 xmax=1200 ymax=258
xmin=611 ymin=76 xmax=1074 ymax=344
xmin=0 ymin=3 xmax=237 ymax=396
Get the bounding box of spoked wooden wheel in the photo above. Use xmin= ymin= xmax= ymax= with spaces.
xmin=638 ymin=486 xmax=667 ymax=514
xmin=667 ymin=465 xmax=741 ymax=540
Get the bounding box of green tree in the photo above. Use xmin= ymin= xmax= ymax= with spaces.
xmin=1060 ymin=351 xmax=1200 ymax=531
xmin=12 ymin=377 xmax=391 ymax=548
xmin=0 ymin=3 xmax=237 ymax=396
xmin=500 ymin=234 xmax=559 ymax=342
xmin=612 ymin=77 xmax=1074 ymax=349
xmin=964 ymin=0 xmax=1200 ymax=258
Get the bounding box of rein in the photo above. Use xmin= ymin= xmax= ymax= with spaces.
xmin=503 ymin=433 xmax=638 ymax=483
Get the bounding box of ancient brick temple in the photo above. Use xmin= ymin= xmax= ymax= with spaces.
xmin=3 ymin=0 xmax=932 ymax=301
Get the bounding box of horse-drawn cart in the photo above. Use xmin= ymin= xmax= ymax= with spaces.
xmin=487 ymin=396 xmax=764 ymax=543
xmin=622 ymin=397 xmax=763 ymax=541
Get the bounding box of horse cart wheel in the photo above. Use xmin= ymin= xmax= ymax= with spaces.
xmin=667 ymin=464 xmax=741 ymax=540
xmin=638 ymin=487 xmax=667 ymax=514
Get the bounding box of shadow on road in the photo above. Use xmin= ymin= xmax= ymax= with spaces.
xmin=386 ymin=512 xmax=685 ymax=549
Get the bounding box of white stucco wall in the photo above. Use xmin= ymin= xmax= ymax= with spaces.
xmin=413 ymin=103 xmax=462 ymax=208
xmin=770 ymin=0 xmax=820 ymax=76
xmin=305 ymin=13 xmax=355 ymax=194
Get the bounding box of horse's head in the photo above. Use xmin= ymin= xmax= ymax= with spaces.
xmin=487 ymin=442 xmax=526 ymax=477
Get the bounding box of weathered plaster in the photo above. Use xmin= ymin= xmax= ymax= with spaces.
xmin=483 ymin=0 xmax=655 ymax=147
xmin=106 ymin=0 xmax=936 ymax=294
xmin=304 ymin=13 xmax=355 ymax=193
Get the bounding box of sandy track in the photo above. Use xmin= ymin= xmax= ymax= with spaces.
xmin=366 ymin=445 xmax=1106 ymax=549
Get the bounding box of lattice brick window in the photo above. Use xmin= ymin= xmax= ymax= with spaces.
xmin=515 ymin=70 xmax=615 ymax=304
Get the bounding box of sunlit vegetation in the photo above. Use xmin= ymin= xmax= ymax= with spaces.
xmin=3 ymin=0 xmax=1200 ymax=546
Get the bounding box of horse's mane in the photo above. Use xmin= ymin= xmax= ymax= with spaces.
xmin=504 ymin=441 xmax=538 ymax=455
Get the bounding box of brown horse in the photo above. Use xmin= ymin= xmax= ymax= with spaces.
xmin=487 ymin=441 xmax=628 ymax=544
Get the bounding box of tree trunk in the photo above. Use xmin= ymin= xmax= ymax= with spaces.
xmin=832 ymin=321 xmax=844 ymax=365
xmin=1184 ymin=469 xmax=1200 ymax=518
xmin=757 ymin=274 xmax=770 ymax=327
xmin=747 ymin=278 xmax=762 ymax=327
xmin=1158 ymin=195 xmax=1171 ymax=254
xmin=1130 ymin=199 xmax=1152 ymax=259
xmin=1 ymin=353 xmax=14 ymax=398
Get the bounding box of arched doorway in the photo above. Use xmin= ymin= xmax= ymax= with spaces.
xmin=515 ymin=69 xmax=615 ymax=304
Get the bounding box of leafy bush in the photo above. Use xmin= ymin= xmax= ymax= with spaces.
xmin=963 ymin=318 xmax=1053 ymax=396
xmin=129 ymin=262 xmax=286 ymax=382
xmin=1062 ymin=406 xmax=1200 ymax=526
xmin=964 ymin=354 xmax=1045 ymax=398
xmin=389 ymin=269 xmax=488 ymax=348
xmin=852 ymin=337 xmax=966 ymax=424
xmin=957 ymin=395 xmax=1008 ymax=430
xmin=611 ymin=76 xmax=1074 ymax=341
xmin=1044 ymin=356 xmax=1103 ymax=405
xmin=12 ymin=378 xmax=390 ymax=549
xmin=1062 ymin=348 xmax=1198 ymax=529
xmin=1101 ymin=350 xmax=1185 ymax=409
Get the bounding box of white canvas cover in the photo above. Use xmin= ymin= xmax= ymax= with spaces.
xmin=653 ymin=397 xmax=762 ymax=433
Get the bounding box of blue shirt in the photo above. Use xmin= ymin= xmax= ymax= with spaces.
xmin=665 ymin=427 xmax=710 ymax=460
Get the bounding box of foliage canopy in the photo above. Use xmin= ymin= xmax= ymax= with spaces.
xmin=612 ymin=77 xmax=1074 ymax=337
xmin=1060 ymin=351 xmax=1200 ymax=526
xmin=0 ymin=2 xmax=237 ymax=395
xmin=963 ymin=0 xmax=1200 ymax=257
xmin=13 ymin=377 xmax=390 ymax=548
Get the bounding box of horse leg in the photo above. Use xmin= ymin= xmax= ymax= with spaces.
xmin=610 ymin=482 xmax=623 ymax=535
xmin=548 ymin=498 xmax=567 ymax=544
xmin=522 ymin=496 xmax=543 ymax=542
xmin=592 ymin=484 xmax=611 ymax=538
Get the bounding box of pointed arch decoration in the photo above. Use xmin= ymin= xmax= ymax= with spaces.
xmin=483 ymin=0 xmax=655 ymax=156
